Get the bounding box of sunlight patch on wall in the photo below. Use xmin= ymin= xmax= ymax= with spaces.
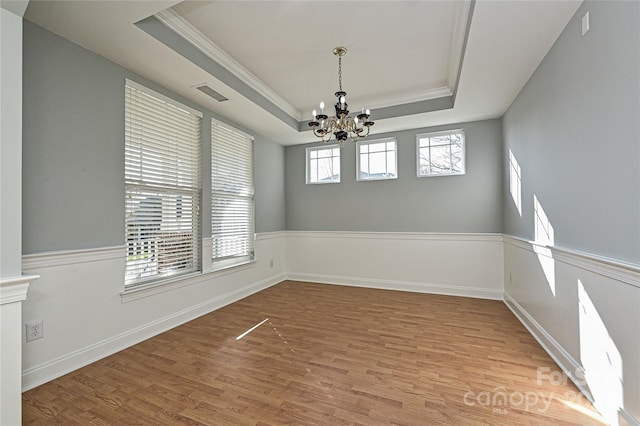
xmin=578 ymin=279 xmax=623 ymax=425
xmin=533 ymin=195 xmax=556 ymax=295
xmin=509 ymin=150 xmax=522 ymax=216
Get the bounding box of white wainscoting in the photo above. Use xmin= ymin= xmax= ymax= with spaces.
xmin=20 ymin=232 xmax=286 ymax=391
xmin=286 ymin=231 xmax=505 ymax=300
xmin=503 ymin=235 xmax=640 ymax=425
xmin=21 ymin=229 xmax=639 ymax=425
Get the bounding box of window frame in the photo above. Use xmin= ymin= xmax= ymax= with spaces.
xmin=416 ymin=129 xmax=466 ymax=177
xmin=211 ymin=118 xmax=255 ymax=272
xmin=356 ymin=137 xmax=398 ymax=182
xmin=124 ymin=79 xmax=202 ymax=290
xmin=306 ymin=144 xmax=341 ymax=184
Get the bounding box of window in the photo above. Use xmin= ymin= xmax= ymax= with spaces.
xmin=211 ymin=119 xmax=254 ymax=270
xmin=124 ymin=79 xmax=202 ymax=288
xmin=306 ymin=145 xmax=341 ymax=184
xmin=417 ymin=129 xmax=465 ymax=177
xmin=357 ymin=137 xmax=397 ymax=181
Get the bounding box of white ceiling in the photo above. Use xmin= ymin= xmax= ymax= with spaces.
xmin=25 ymin=0 xmax=582 ymax=145
xmin=171 ymin=0 xmax=462 ymax=113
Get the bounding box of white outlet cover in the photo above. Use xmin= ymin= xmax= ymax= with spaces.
xmin=26 ymin=320 xmax=44 ymax=342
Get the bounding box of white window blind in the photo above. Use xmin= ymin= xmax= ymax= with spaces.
xmin=211 ymin=120 xmax=254 ymax=269
xmin=124 ymin=79 xmax=202 ymax=288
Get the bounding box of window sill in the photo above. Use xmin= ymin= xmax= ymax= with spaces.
xmin=120 ymin=260 xmax=257 ymax=303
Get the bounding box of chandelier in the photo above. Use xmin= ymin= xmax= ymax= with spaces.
xmin=308 ymin=46 xmax=374 ymax=143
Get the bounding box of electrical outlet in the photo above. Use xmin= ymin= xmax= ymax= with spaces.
xmin=26 ymin=320 xmax=44 ymax=342
xmin=269 ymin=259 xmax=274 ymax=268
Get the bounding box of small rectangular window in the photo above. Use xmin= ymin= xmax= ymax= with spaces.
xmin=357 ymin=137 xmax=397 ymax=181
xmin=306 ymin=145 xmax=340 ymax=184
xmin=416 ymin=129 xmax=465 ymax=177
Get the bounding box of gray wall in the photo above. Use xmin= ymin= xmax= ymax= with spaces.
xmin=22 ymin=21 xmax=285 ymax=254
xmin=255 ymin=135 xmax=286 ymax=232
xmin=502 ymin=1 xmax=640 ymax=264
xmin=285 ymin=119 xmax=503 ymax=232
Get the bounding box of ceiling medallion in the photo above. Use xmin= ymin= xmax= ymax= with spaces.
xmin=308 ymin=46 xmax=374 ymax=143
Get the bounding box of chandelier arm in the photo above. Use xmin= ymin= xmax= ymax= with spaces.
xmin=360 ymin=126 xmax=371 ymax=138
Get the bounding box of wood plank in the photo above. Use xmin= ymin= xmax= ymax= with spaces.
xmin=23 ymin=281 xmax=605 ymax=425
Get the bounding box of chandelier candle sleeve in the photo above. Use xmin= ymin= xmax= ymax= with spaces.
xmin=308 ymin=46 xmax=374 ymax=143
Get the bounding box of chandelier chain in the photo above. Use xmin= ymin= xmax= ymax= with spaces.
xmin=338 ymin=56 xmax=342 ymax=91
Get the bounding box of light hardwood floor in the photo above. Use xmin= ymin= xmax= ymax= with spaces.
xmin=23 ymin=281 xmax=605 ymax=425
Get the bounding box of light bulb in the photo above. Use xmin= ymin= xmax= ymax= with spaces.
xmin=366 ymin=108 xmax=370 ymax=115
xmin=320 ymin=101 xmax=325 ymax=113
xmin=340 ymin=96 xmax=345 ymax=105
xmin=312 ymin=109 xmax=317 ymax=119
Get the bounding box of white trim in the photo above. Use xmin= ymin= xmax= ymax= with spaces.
xmin=20 ymin=232 xmax=288 ymax=273
xmin=551 ymin=246 xmax=640 ymax=288
xmin=125 ymin=78 xmax=202 ymax=118
xmin=416 ymin=128 xmax=466 ymax=178
xmin=152 ymin=9 xmax=463 ymax=118
xmin=286 ymin=272 xmax=503 ymax=300
xmin=356 ymin=137 xmax=398 ymax=182
xmin=0 ymin=275 xmax=38 ymax=304
xmin=121 ymin=271 xmax=204 ymax=302
xmin=503 ymin=291 xmax=594 ymax=402
xmin=22 ymin=246 xmax=123 ymax=270
xmin=154 ymin=9 xmax=303 ymax=122
xmin=361 ymin=86 xmax=453 ymax=110
xmin=503 ymin=235 xmax=640 ymax=288
xmin=286 ymin=230 xmax=503 ymax=243
xmin=22 ymin=272 xmax=286 ymax=391
xmin=202 ymin=236 xmax=213 ymax=265
xmin=256 ymin=231 xmax=287 ymax=241
xmin=306 ymin=144 xmax=341 ymax=185
xmin=121 ymin=262 xmax=259 ymax=302
xmin=620 ymin=409 xmax=640 ymax=426
xmin=448 ymin=1 xmax=472 ymax=91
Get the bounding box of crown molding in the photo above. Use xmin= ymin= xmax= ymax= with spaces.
xmin=154 ymin=8 xmax=304 ymax=122
xmin=153 ymin=6 xmax=466 ymax=123
xmin=359 ymin=86 xmax=453 ymax=111
xmin=448 ymin=0 xmax=473 ymax=93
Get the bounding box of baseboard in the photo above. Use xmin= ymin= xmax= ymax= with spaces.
xmin=22 ymin=272 xmax=286 ymax=391
xmin=621 ymin=409 xmax=640 ymax=426
xmin=286 ymin=272 xmax=503 ymax=300
xmin=503 ymin=291 xmax=593 ymax=401
xmin=504 ymin=291 xmax=640 ymax=425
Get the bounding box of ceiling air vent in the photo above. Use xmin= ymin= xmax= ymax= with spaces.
xmin=195 ymin=84 xmax=228 ymax=102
